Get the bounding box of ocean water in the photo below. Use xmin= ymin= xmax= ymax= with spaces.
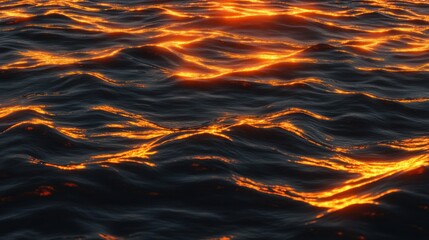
xmin=0 ymin=0 xmax=428 ymax=239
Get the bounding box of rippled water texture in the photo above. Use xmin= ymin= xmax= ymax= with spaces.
xmin=1 ymin=0 xmax=429 ymax=239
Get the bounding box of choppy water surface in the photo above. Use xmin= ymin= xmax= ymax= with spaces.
xmin=1 ymin=0 xmax=429 ymax=239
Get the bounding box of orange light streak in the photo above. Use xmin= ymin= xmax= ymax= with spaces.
xmin=0 ymin=105 xmax=86 ymax=139
xmin=0 ymin=105 xmax=51 ymax=118
xmin=0 ymin=48 xmax=123 ymax=70
xmin=86 ymin=105 xmax=330 ymax=168
xmin=236 ymin=152 xmax=428 ymax=216
xmin=2 ymin=0 xmax=428 ymax=219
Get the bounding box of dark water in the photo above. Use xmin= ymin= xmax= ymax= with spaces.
xmin=1 ymin=0 xmax=429 ymax=239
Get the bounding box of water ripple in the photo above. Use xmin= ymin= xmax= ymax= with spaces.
xmin=0 ymin=0 xmax=428 ymax=239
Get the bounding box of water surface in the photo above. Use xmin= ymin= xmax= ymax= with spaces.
xmin=0 ymin=0 xmax=429 ymax=239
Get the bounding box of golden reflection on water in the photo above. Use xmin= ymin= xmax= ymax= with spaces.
xmin=0 ymin=105 xmax=86 ymax=139
xmin=2 ymin=0 xmax=428 ymax=77
xmin=98 ymin=233 xmax=121 ymax=240
xmin=1 ymin=0 xmax=428 ymax=218
xmin=236 ymin=152 xmax=428 ymax=216
xmin=19 ymin=104 xmax=429 ymax=216
xmin=26 ymin=104 xmax=330 ymax=170
xmin=0 ymin=105 xmax=50 ymax=118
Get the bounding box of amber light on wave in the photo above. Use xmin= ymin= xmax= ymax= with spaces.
xmin=30 ymin=105 xmax=330 ymax=170
xmin=0 ymin=105 xmax=85 ymax=139
xmin=30 ymin=106 xmax=428 ymax=217
xmin=2 ymin=0 xmax=428 ymax=81
xmin=88 ymin=105 xmax=330 ymax=166
xmin=27 ymin=104 xmax=428 ymax=218
xmin=235 ymin=147 xmax=428 ymax=216
xmin=0 ymin=48 xmax=123 ymax=70
xmin=2 ymin=0 xmax=428 ymax=221
xmin=0 ymin=105 xmax=50 ymax=118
